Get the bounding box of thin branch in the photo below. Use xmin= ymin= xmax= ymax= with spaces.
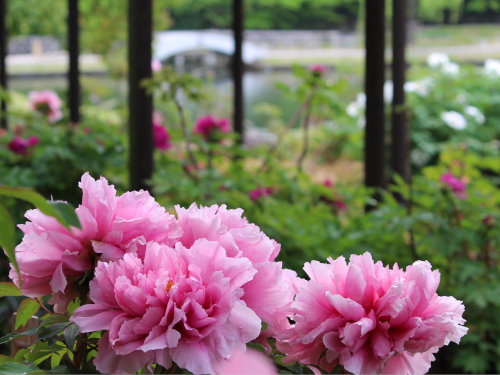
xmin=174 ymin=98 xmax=199 ymax=171
xmin=257 ymin=85 xmax=319 ymax=174
xmin=36 ymin=298 xmax=53 ymax=315
xmin=407 ymin=179 xmax=419 ymax=261
xmin=297 ymin=107 xmax=313 ymax=173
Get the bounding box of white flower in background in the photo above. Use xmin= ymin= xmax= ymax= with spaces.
xmin=465 ymin=106 xmax=485 ymax=124
xmin=356 ymin=93 xmax=366 ymax=105
xmin=384 ymin=80 xmax=393 ymax=103
xmin=346 ymin=102 xmax=363 ymax=117
xmin=427 ymin=52 xmax=450 ymax=68
xmin=456 ymin=94 xmax=467 ymax=104
xmin=405 ymin=78 xmax=432 ymax=97
xmin=346 ymin=93 xmax=366 ymax=117
xmin=484 ymin=59 xmax=500 ymax=76
xmin=441 ymin=111 xmax=467 ymax=130
xmin=442 ymin=62 xmax=460 ymax=76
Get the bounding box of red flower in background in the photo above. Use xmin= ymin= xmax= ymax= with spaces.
xmin=8 ymin=136 xmax=39 ymax=155
xmin=321 ymin=179 xmax=347 ymax=212
xmin=194 ymin=115 xmax=231 ymax=142
xmin=249 ymin=187 xmax=275 ymax=202
xmin=152 ymin=111 xmax=171 ymax=150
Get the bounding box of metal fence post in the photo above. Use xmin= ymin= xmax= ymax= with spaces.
xmin=68 ymin=0 xmax=80 ymax=124
xmin=128 ymin=0 xmax=153 ymax=193
xmin=392 ymin=0 xmax=410 ymax=183
xmin=0 ymin=0 xmax=7 ymax=129
xmin=364 ymin=0 xmax=386 ymax=204
xmin=232 ymin=0 xmax=244 ymax=143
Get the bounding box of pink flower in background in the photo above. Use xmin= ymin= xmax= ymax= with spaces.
xmin=28 ymin=90 xmax=63 ymax=123
xmin=333 ymin=200 xmax=347 ymax=211
xmin=173 ymin=203 xmax=295 ymax=332
xmin=320 ymin=180 xmax=347 ymax=212
xmin=194 ymin=115 xmax=231 ymax=142
xmin=153 ymin=111 xmax=171 ymax=150
xmin=8 ymin=136 xmax=39 ymax=155
xmin=71 ymin=240 xmax=261 ymax=375
xmin=249 ymin=187 xmax=274 ymax=202
xmin=10 ymin=173 xmax=181 ymax=312
xmin=214 ymin=348 xmax=278 ymax=375
xmin=153 ymin=123 xmax=171 ymax=150
xmin=440 ymin=172 xmax=467 ymax=199
xmin=309 ymin=64 xmax=327 ymax=76
xmin=151 ymin=59 xmax=162 ymax=72
xmin=276 ymin=253 xmax=468 ymax=375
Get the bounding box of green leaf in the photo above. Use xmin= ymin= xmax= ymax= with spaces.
xmin=47 ymin=202 xmax=81 ymax=229
xmin=0 ymin=200 xmax=18 ymax=277
xmin=16 ymin=298 xmax=40 ymax=329
xmin=48 ymin=365 xmax=69 ymax=374
xmin=67 ymin=298 xmax=80 ymax=315
xmin=26 ymin=350 xmax=53 ymax=365
xmin=13 ymin=348 xmax=30 ymax=361
xmin=0 ymin=282 xmax=22 ymax=297
xmin=0 ymin=185 xmax=80 ymax=229
xmin=39 ymin=314 xmax=69 ymax=328
xmin=0 ymin=362 xmax=40 ymax=374
xmin=0 ymin=355 xmax=13 ymax=365
xmin=36 ymin=322 xmax=72 ymax=341
xmin=63 ymin=323 xmax=79 ymax=351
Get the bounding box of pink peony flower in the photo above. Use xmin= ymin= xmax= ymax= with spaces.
xmin=214 ymin=348 xmax=278 ymax=375
xmin=173 ymin=204 xmax=294 ymax=332
xmin=440 ymin=172 xmax=467 ymax=200
xmin=8 ymin=136 xmax=39 ymax=155
xmin=153 ymin=111 xmax=171 ymax=150
xmin=71 ymin=240 xmax=262 ymax=375
xmin=309 ymin=65 xmax=327 ymax=76
xmin=194 ymin=115 xmax=231 ymax=142
xmin=28 ymin=90 xmax=63 ymax=123
xmin=333 ymin=200 xmax=347 ymax=211
xmin=249 ymin=187 xmax=274 ymax=202
xmin=276 ymin=253 xmax=468 ymax=375
xmin=9 ymin=173 xmax=181 ymax=312
xmin=153 ymin=123 xmax=171 ymax=150
xmin=151 ymin=59 xmax=162 ymax=72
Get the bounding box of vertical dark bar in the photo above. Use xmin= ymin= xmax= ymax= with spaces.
xmin=233 ymin=0 xmax=244 ymax=143
xmin=392 ymin=0 xmax=409 ymax=182
xmin=68 ymin=0 xmax=80 ymax=124
xmin=0 ymin=0 xmax=7 ymax=129
xmin=128 ymin=0 xmax=153 ymax=192
xmin=364 ymin=0 xmax=386 ymax=197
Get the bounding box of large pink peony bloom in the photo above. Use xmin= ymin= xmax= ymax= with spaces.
xmin=9 ymin=173 xmax=180 ymax=312
xmin=214 ymin=348 xmax=278 ymax=375
xmin=71 ymin=240 xmax=262 ymax=375
xmin=173 ymin=204 xmax=295 ymax=332
xmin=28 ymin=90 xmax=63 ymax=123
xmin=276 ymin=253 xmax=468 ymax=375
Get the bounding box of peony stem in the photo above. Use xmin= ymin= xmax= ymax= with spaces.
xmin=36 ymin=298 xmax=52 ymax=315
xmin=174 ymin=98 xmax=199 ymax=171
